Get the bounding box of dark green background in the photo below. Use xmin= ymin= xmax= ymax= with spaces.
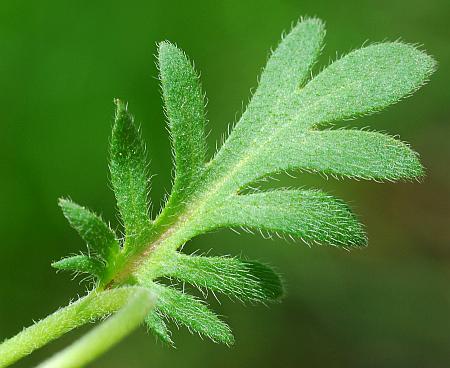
xmin=1 ymin=1 xmax=449 ymax=367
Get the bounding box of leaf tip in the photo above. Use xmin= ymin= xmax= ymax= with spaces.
xmin=58 ymin=197 xmax=79 ymax=218
xmin=243 ymin=261 xmax=284 ymax=301
xmin=113 ymin=98 xmax=129 ymax=123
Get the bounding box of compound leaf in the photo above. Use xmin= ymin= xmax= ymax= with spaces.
xmin=51 ymin=16 xmax=436 ymax=353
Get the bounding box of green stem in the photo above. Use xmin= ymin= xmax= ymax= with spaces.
xmin=0 ymin=287 xmax=147 ymax=368
xmin=36 ymin=288 xmax=155 ymax=368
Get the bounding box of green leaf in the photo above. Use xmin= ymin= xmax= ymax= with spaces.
xmin=209 ymin=40 xmax=434 ymax=189
xmin=145 ymin=311 xmax=173 ymax=346
xmin=207 ymin=190 xmax=367 ymax=247
xmin=164 ymin=253 xmax=283 ymax=302
xmin=58 ymin=198 xmax=119 ymax=261
xmin=250 ymin=17 xmax=325 ymax=103
xmin=298 ymin=42 xmax=436 ymax=128
xmin=149 ymin=283 xmax=234 ymax=345
xmin=208 ymin=18 xmax=325 ymax=188
xmin=51 ymin=255 xmax=104 ymax=278
xmin=240 ymin=129 xmax=424 ymax=182
xmin=243 ymin=18 xmax=325 ymax=124
xmin=158 ymin=42 xmax=207 ymax=200
xmin=110 ymin=99 xmax=151 ymax=245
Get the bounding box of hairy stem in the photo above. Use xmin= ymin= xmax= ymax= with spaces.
xmin=0 ymin=287 xmax=148 ymax=368
xmin=36 ymin=288 xmax=156 ymax=368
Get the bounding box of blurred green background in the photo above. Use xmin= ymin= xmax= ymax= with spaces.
xmin=1 ymin=1 xmax=449 ymax=367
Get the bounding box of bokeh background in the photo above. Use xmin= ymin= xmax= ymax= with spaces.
xmin=1 ymin=1 xmax=449 ymax=367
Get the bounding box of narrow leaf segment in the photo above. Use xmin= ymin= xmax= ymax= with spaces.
xmin=144 ymin=283 xmax=235 ymax=345
xmin=159 ymin=41 xmax=208 ymax=202
xmin=58 ymin=199 xmax=119 ymax=260
xmin=110 ymin=99 xmax=152 ymax=247
xmin=164 ymin=253 xmax=283 ymax=302
xmin=206 ymin=190 xmax=367 ymax=247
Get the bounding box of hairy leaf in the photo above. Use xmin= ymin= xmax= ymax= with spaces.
xmin=231 ymin=18 xmax=325 ymax=142
xmin=149 ymin=283 xmax=234 ymax=345
xmin=163 ymin=253 xmax=283 ymax=302
xmin=145 ymin=311 xmax=173 ymax=345
xmin=58 ymin=198 xmax=119 ymax=261
xmin=255 ymin=17 xmax=325 ymax=97
xmin=52 ymin=255 xmax=104 ymax=278
xmin=207 ymin=190 xmax=367 ymax=247
xmin=209 ymin=40 xmax=434 ymax=188
xmin=110 ymin=99 xmax=151 ymax=245
xmin=240 ymin=129 xmax=424 ymax=182
xmin=207 ymin=18 xmax=325 ymax=188
xmin=47 ymin=16 xmax=436 ymax=356
xmin=299 ymin=42 xmax=436 ymax=127
xmin=159 ymin=42 xmax=207 ymax=200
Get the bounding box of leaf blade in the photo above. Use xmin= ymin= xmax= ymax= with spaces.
xmin=207 ymin=42 xmax=434 ymax=190
xmin=298 ymin=42 xmax=436 ymax=128
xmin=145 ymin=311 xmax=173 ymax=346
xmin=207 ymin=190 xmax=367 ymax=247
xmin=239 ymin=129 xmax=424 ymax=182
xmin=211 ymin=18 xmax=326 ymax=185
xmin=51 ymin=255 xmax=104 ymax=278
xmin=58 ymin=198 xmax=119 ymax=261
xmin=150 ymin=283 xmax=234 ymax=345
xmin=254 ymin=17 xmax=326 ymax=98
xmin=110 ymin=99 xmax=151 ymax=246
xmin=164 ymin=253 xmax=283 ymax=302
xmin=158 ymin=42 xmax=207 ymax=200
